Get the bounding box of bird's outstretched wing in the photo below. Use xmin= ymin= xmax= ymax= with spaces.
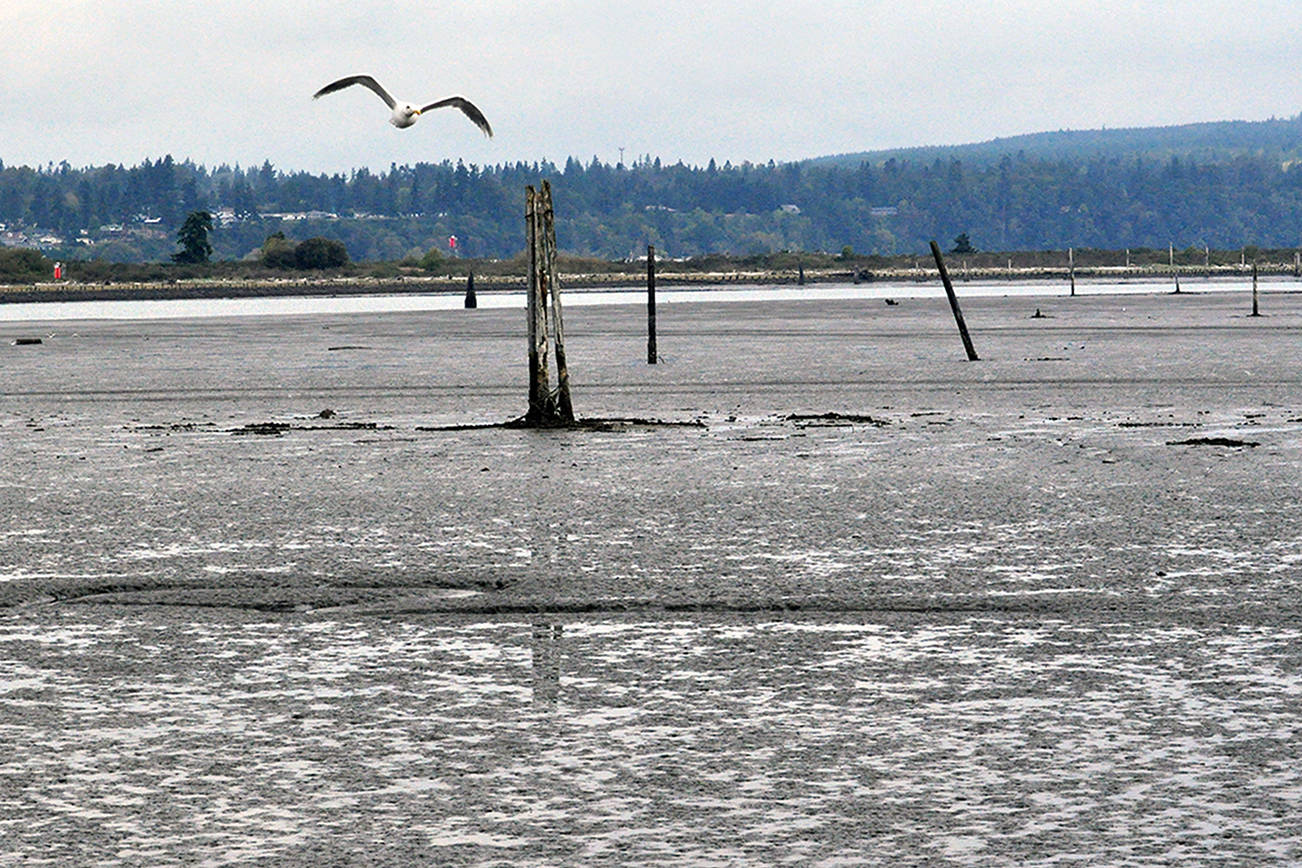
xmin=420 ymin=96 xmax=493 ymax=137
xmin=313 ymin=75 xmax=396 ymax=109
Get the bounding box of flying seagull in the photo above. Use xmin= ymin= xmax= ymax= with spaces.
xmin=312 ymin=75 xmax=492 ymax=137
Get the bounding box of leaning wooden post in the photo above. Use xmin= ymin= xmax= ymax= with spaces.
xmin=929 ymin=240 xmax=979 ymax=361
xmin=1251 ymin=261 xmax=1260 ymax=317
xmin=540 ymin=181 xmax=573 ymax=421
xmin=646 ymin=244 xmax=658 ymax=364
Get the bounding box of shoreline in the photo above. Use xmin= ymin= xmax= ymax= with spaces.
xmin=2 ymin=262 xmax=1299 ymax=304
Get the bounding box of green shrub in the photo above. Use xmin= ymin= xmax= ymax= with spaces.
xmin=418 ymin=248 xmax=446 ymax=272
xmin=0 ymin=247 xmax=51 ymax=281
xmin=294 ymin=237 xmax=349 ymax=270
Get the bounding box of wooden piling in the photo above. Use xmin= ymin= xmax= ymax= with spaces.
xmin=929 ymin=240 xmax=979 ymax=362
xmin=464 ymin=271 xmax=477 ymax=308
xmin=647 ymin=244 xmax=658 ymax=364
xmin=1068 ymin=247 xmax=1076 ymax=297
xmin=1251 ymin=261 xmax=1260 ymax=317
xmin=539 ymin=182 xmax=573 ymax=421
xmin=525 ymin=186 xmax=544 ymax=418
xmin=525 ymin=186 xmax=552 ymax=423
xmin=522 ymin=183 xmax=574 ymax=425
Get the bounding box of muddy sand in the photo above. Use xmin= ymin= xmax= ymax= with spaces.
xmin=2 ymin=289 xmax=1301 ymax=864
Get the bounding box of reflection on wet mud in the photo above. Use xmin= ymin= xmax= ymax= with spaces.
xmin=530 ymin=621 xmax=562 ymax=706
xmin=1 ymin=613 xmax=1300 ymax=865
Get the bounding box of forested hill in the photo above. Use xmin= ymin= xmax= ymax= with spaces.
xmin=2 ymin=115 xmax=1302 ymax=264
xmin=810 ymin=115 xmax=1302 ymax=169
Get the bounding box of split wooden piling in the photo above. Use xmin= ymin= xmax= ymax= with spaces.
xmin=541 ymin=187 xmax=574 ymax=421
xmin=523 ymin=182 xmax=574 ymax=425
xmin=525 ymin=186 xmax=548 ymax=420
xmin=647 ymin=244 xmax=658 ymax=364
xmin=929 ymin=240 xmax=979 ymax=362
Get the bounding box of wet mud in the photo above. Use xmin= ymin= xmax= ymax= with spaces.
xmin=2 ymin=290 xmax=1301 ymax=863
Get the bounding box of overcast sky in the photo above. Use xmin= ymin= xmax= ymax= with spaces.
xmin=2 ymin=1 xmax=1299 ymax=174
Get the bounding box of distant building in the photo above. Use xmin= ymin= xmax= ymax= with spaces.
xmin=262 ymin=210 xmax=339 ymax=222
xmin=779 ymin=204 xmax=801 ymax=214
xmin=870 ymin=206 xmax=899 ymax=217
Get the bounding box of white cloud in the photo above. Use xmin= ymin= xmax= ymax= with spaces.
xmin=0 ymin=0 xmax=1299 ymax=172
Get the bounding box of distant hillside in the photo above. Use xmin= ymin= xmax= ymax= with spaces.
xmin=810 ymin=115 xmax=1302 ymax=169
xmin=4 ymin=115 xmax=1302 ymax=263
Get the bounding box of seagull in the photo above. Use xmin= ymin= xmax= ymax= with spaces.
xmin=312 ymin=75 xmax=492 ymax=137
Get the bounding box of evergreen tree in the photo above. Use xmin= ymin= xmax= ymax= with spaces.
xmin=172 ymin=210 xmax=213 ymax=263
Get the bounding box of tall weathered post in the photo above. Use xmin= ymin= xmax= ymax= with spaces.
xmin=1068 ymin=247 xmax=1076 ymax=297
xmin=539 ymin=182 xmax=573 ymax=421
xmin=522 ymin=182 xmax=574 ymax=425
xmin=647 ymin=244 xmax=658 ymax=364
xmin=525 ymin=186 xmax=549 ymax=422
xmin=1251 ymin=261 xmax=1261 ymax=317
xmin=929 ymin=240 xmax=979 ymax=362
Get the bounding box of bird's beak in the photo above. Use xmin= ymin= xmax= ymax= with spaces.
xmin=413 ymin=109 xmax=421 ymax=116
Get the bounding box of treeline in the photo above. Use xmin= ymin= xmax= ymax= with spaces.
xmin=815 ymin=115 xmax=1302 ymax=170
xmin=2 ymin=139 xmax=1302 ymax=264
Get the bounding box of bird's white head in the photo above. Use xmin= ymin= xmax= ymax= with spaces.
xmin=390 ymin=102 xmax=420 ymax=129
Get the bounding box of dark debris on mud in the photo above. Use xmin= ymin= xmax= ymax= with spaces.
xmin=784 ymin=412 xmax=891 ymax=428
xmin=1167 ymin=436 xmax=1261 ymax=448
xmin=229 ymin=421 xmax=397 ymax=436
xmin=417 ymin=416 xmax=708 ymax=433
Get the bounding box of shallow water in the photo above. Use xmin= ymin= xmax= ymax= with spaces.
xmin=1 ymin=611 xmax=1299 ymax=865
xmin=2 ymin=277 xmax=1299 ymax=322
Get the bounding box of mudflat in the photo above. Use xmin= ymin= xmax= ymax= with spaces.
xmin=3 ymin=289 xmax=1299 ymax=615
xmin=2 ymin=288 xmax=1300 ymax=864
